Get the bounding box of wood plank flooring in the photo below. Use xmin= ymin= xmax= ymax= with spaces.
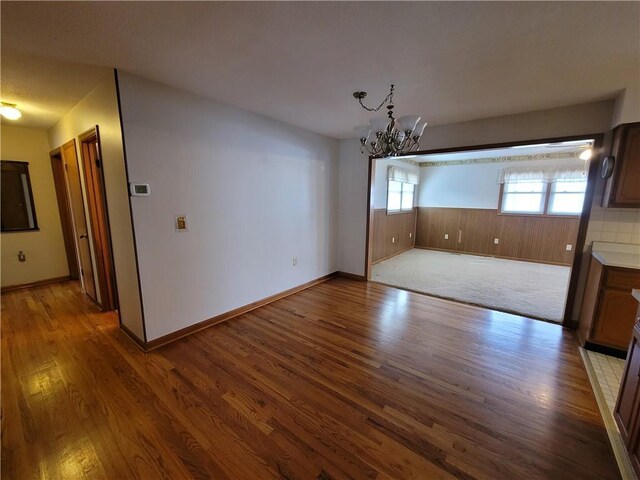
xmin=1 ymin=279 xmax=620 ymax=479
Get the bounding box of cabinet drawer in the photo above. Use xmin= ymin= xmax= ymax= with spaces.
xmin=605 ymin=268 xmax=640 ymax=291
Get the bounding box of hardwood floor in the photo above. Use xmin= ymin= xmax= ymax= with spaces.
xmin=1 ymin=279 xmax=620 ymax=479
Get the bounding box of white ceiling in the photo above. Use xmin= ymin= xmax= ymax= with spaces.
xmin=2 ymin=2 xmax=638 ymax=137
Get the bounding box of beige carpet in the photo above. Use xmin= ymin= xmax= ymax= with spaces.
xmin=371 ymin=249 xmax=571 ymax=322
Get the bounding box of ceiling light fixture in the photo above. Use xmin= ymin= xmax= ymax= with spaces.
xmin=353 ymin=84 xmax=426 ymax=158
xmin=580 ymin=147 xmax=593 ymax=160
xmin=0 ymin=102 xmax=22 ymax=120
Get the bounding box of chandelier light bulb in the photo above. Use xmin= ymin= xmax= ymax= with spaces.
xmin=354 ymin=125 xmax=372 ymax=141
xmin=0 ymin=103 xmax=22 ymax=120
xmin=397 ymin=115 xmax=421 ymax=133
xmin=413 ymin=121 xmax=428 ymax=138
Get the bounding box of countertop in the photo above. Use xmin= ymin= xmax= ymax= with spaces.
xmin=592 ymin=251 xmax=640 ymax=269
xmin=592 ymin=241 xmax=640 ymax=270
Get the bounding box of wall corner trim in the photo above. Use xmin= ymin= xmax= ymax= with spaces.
xmin=138 ymin=271 xmax=342 ymax=351
xmin=1 ymin=276 xmax=72 ymax=293
xmin=336 ymin=271 xmax=367 ymax=281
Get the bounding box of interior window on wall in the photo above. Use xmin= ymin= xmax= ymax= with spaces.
xmin=1 ymin=161 xmax=38 ymax=232
xmin=387 ymin=180 xmax=414 ymax=212
xmin=387 ymin=165 xmax=418 ymax=213
xmin=501 ymin=181 xmax=546 ymax=214
xmin=499 ymin=167 xmax=587 ymax=216
xmin=548 ymin=180 xmax=587 ymax=215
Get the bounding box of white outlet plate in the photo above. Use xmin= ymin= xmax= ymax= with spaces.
xmin=444 ymin=234 xmax=449 ymax=240
xmin=494 ymin=238 xmax=499 ymax=244
xmin=392 ymin=237 xmax=395 ymax=243
xmin=566 ymin=244 xmax=572 ymax=251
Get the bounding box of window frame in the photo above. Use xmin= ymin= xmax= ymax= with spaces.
xmin=498 ymin=179 xmax=585 ymax=218
xmin=1 ymin=160 xmax=39 ymax=233
xmin=386 ymin=179 xmax=415 ymax=214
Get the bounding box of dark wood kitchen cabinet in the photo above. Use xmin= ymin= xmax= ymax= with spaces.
xmin=602 ymin=122 xmax=640 ymax=208
xmin=615 ymin=301 xmax=640 ymax=478
xmin=578 ymin=257 xmax=640 ymax=352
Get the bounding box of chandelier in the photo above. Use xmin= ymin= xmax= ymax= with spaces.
xmin=353 ymin=84 xmax=427 ymax=158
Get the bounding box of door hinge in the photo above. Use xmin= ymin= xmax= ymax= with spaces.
xmin=64 ymin=162 xmax=68 ymax=171
xmin=95 ymin=158 xmax=102 ymax=168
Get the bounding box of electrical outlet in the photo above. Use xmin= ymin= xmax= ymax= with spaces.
xmin=444 ymin=234 xmax=449 ymax=240
xmin=392 ymin=237 xmax=395 ymax=244
xmin=292 ymin=257 xmax=297 ymax=266
xmin=494 ymin=238 xmax=499 ymax=244
xmin=409 ymin=232 xmax=412 ymax=238
xmin=566 ymin=244 xmax=572 ymax=251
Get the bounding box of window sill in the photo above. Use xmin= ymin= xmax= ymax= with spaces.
xmin=386 ymin=208 xmax=415 ymax=216
xmin=497 ymin=212 xmax=580 ymax=218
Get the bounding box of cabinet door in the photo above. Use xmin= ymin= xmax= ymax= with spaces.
xmin=606 ymin=122 xmax=640 ymax=207
xmin=616 ymin=331 xmax=640 ymax=445
xmin=629 ymin=417 xmax=640 ymax=480
xmin=593 ymin=289 xmax=638 ymax=349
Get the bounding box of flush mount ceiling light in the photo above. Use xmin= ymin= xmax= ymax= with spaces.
xmin=353 ymin=84 xmax=427 ymax=158
xmin=0 ymin=102 xmax=22 ymax=120
xmin=579 ymin=145 xmax=593 ymax=160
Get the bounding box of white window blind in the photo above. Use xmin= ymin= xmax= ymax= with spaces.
xmin=499 ymin=166 xmax=588 ymax=215
xmin=499 ymin=167 xmax=587 ymax=184
xmin=388 ymin=166 xmax=419 ymax=185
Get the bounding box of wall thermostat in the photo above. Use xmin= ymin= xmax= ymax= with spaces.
xmin=129 ymin=183 xmax=151 ymax=196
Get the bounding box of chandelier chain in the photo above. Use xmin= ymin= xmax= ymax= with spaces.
xmin=357 ymin=84 xmax=395 ymax=112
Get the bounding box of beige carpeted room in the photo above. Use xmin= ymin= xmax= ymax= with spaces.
xmin=368 ymin=142 xmax=593 ymax=323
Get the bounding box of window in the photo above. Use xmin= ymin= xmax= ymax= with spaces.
xmin=1 ymin=161 xmax=38 ymax=232
xmin=548 ymin=180 xmax=587 ymax=215
xmin=500 ymin=178 xmax=587 ymax=216
xmin=387 ymin=180 xmax=415 ymax=212
xmin=501 ymin=181 xmax=547 ymax=214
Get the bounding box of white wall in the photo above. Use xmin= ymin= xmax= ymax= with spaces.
xmin=48 ymin=74 xmax=145 ymax=341
xmin=117 ymin=72 xmax=339 ymax=341
xmin=337 ymin=139 xmax=369 ymax=276
xmin=612 ymin=87 xmax=640 ymax=127
xmin=337 ymin=100 xmax=615 ymax=276
xmin=373 ymin=158 xmax=419 ymax=209
xmin=1 ymin=125 xmax=69 ymax=286
xmin=417 ymin=100 xmax=614 ymax=152
xmin=418 ymin=157 xmax=586 ymax=209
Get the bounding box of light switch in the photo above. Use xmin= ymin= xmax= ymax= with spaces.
xmin=175 ymin=215 xmax=188 ymax=232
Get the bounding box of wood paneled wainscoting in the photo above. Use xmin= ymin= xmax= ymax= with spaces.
xmin=415 ymin=207 xmax=580 ymax=266
xmin=371 ymin=208 xmax=417 ymax=264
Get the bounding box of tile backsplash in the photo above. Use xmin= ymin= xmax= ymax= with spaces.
xmin=586 ymin=206 xmax=640 ymax=245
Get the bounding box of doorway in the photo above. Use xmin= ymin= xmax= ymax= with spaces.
xmin=365 ymin=135 xmax=603 ymax=326
xmin=79 ymin=127 xmax=117 ymax=311
xmin=49 ymin=148 xmax=79 ymax=280
xmin=50 ymin=139 xmax=97 ymax=300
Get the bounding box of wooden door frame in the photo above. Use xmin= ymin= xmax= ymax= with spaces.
xmin=78 ymin=126 xmax=118 ymax=311
xmin=364 ymin=133 xmax=604 ymax=329
xmin=49 ymin=147 xmax=80 ymax=279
